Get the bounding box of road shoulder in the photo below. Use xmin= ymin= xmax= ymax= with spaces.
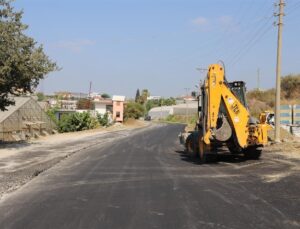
xmin=0 ymin=120 xmax=151 ymax=199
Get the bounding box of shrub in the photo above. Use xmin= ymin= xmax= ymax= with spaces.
xmin=97 ymin=112 xmax=110 ymax=127
xmin=124 ymin=102 xmax=145 ymax=120
xmin=58 ymin=112 xmax=98 ymax=133
xmin=281 ymin=74 xmax=300 ymax=99
xmin=46 ymin=107 xmax=59 ymax=125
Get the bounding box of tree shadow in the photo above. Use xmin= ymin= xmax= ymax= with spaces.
xmin=0 ymin=140 xmax=32 ymax=150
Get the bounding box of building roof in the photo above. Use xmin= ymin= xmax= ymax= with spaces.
xmin=0 ymin=97 xmax=31 ymax=123
xmin=112 ymin=95 xmax=125 ymax=102
xmin=94 ymin=99 xmax=113 ymax=105
xmin=183 ymin=96 xmax=197 ymax=101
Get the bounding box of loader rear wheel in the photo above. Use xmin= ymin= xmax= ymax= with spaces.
xmin=200 ymin=153 xmax=217 ymax=163
xmin=199 ymin=141 xmax=217 ymax=163
xmin=185 ymin=135 xmax=198 ymax=158
xmin=243 ymin=147 xmax=262 ymax=160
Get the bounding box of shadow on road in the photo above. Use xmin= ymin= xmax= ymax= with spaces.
xmin=0 ymin=141 xmax=32 ymax=150
xmin=175 ymin=150 xmax=251 ymax=165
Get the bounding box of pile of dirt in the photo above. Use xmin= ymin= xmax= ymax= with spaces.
xmin=265 ymin=127 xmax=300 ymax=158
xmin=264 ymin=141 xmax=300 ymax=159
xmin=124 ymin=119 xmax=146 ymax=128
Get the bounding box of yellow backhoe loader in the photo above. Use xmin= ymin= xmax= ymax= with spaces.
xmin=180 ymin=63 xmax=269 ymax=162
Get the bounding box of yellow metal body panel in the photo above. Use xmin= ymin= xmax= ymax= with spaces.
xmin=202 ymin=64 xmax=267 ymax=149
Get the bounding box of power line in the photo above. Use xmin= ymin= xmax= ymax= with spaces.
xmin=224 ymin=14 xmax=273 ymax=67
xmin=164 ymin=0 xmax=265 ymax=66
xmin=213 ymin=2 xmax=275 ymax=67
xmin=228 ymin=23 xmax=273 ymax=67
xmin=285 ymin=1 xmax=300 ymax=15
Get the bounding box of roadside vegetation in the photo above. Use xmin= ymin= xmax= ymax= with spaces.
xmin=124 ymin=102 xmax=145 ymax=120
xmin=246 ymin=74 xmax=300 ymax=117
xmin=123 ymin=88 xmax=176 ymax=121
xmin=46 ymin=110 xmax=111 ymax=133
xmin=58 ymin=112 xmax=98 ymax=133
xmin=46 ymin=107 xmax=59 ymax=125
xmin=163 ymin=114 xmax=198 ymax=131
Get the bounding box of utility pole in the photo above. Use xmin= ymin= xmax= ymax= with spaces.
xmin=274 ymin=0 xmax=284 ymax=142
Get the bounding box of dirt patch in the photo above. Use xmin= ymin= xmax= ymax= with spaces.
xmin=268 ymin=127 xmax=296 ymax=142
xmin=264 ymin=141 xmax=300 ymax=160
xmin=124 ymin=119 xmax=147 ymax=128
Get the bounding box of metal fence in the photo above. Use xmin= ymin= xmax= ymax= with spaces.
xmin=280 ymin=104 xmax=300 ymax=137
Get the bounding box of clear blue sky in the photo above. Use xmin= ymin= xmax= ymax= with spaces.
xmin=13 ymin=0 xmax=300 ymax=98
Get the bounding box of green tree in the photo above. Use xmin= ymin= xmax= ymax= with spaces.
xmin=281 ymin=74 xmax=300 ymax=99
xmin=162 ymin=97 xmax=176 ymax=106
xmin=138 ymin=89 xmax=149 ymax=104
xmin=36 ymin=92 xmax=45 ymax=101
xmin=135 ymin=89 xmax=140 ymax=103
xmin=145 ymin=97 xmax=175 ymax=112
xmin=0 ymin=1 xmax=58 ymax=111
xmin=101 ymin=93 xmax=110 ymax=99
xmin=145 ymin=100 xmax=156 ymax=112
xmin=124 ymin=102 xmax=145 ymax=120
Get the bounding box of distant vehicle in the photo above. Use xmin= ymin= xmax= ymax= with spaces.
xmin=144 ymin=115 xmax=151 ymax=121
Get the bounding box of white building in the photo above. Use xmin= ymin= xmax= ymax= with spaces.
xmin=94 ymin=99 xmax=113 ymax=115
xmin=147 ymin=96 xmax=161 ymax=101
xmin=148 ymin=102 xmax=198 ymax=120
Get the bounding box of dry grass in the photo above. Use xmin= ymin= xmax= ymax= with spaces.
xmin=124 ymin=119 xmax=147 ymax=128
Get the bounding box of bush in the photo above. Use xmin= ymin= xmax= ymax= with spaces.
xmin=58 ymin=112 xmax=98 ymax=133
xmin=97 ymin=112 xmax=110 ymax=127
xmin=124 ymin=102 xmax=145 ymax=120
xmin=46 ymin=107 xmax=59 ymax=125
xmin=247 ymin=99 xmax=271 ymax=118
xmin=281 ymin=74 xmax=300 ymax=99
xmin=246 ymin=89 xmax=275 ymax=108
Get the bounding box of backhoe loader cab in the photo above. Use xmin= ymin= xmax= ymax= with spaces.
xmin=228 ymin=81 xmax=247 ymax=108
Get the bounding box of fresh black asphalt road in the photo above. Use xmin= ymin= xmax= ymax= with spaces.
xmin=0 ymin=124 xmax=299 ymax=229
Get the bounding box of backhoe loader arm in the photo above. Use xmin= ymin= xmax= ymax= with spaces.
xmin=203 ymin=64 xmax=250 ymax=148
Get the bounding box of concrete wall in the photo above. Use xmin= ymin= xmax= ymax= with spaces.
xmin=148 ymin=102 xmax=198 ymax=120
xmin=95 ymin=103 xmax=107 ymax=115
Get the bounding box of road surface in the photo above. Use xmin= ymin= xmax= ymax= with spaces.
xmin=0 ymin=124 xmax=299 ymax=229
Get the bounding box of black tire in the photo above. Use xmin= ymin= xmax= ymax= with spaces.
xmin=185 ymin=135 xmax=198 ymax=158
xmin=243 ymin=147 xmax=262 ymax=160
xmin=202 ymin=153 xmax=217 ymax=163
xmin=200 ymin=146 xmax=217 ymax=163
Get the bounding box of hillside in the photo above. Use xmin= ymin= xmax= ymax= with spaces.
xmin=246 ymin=74 xmax=300 ymax=117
